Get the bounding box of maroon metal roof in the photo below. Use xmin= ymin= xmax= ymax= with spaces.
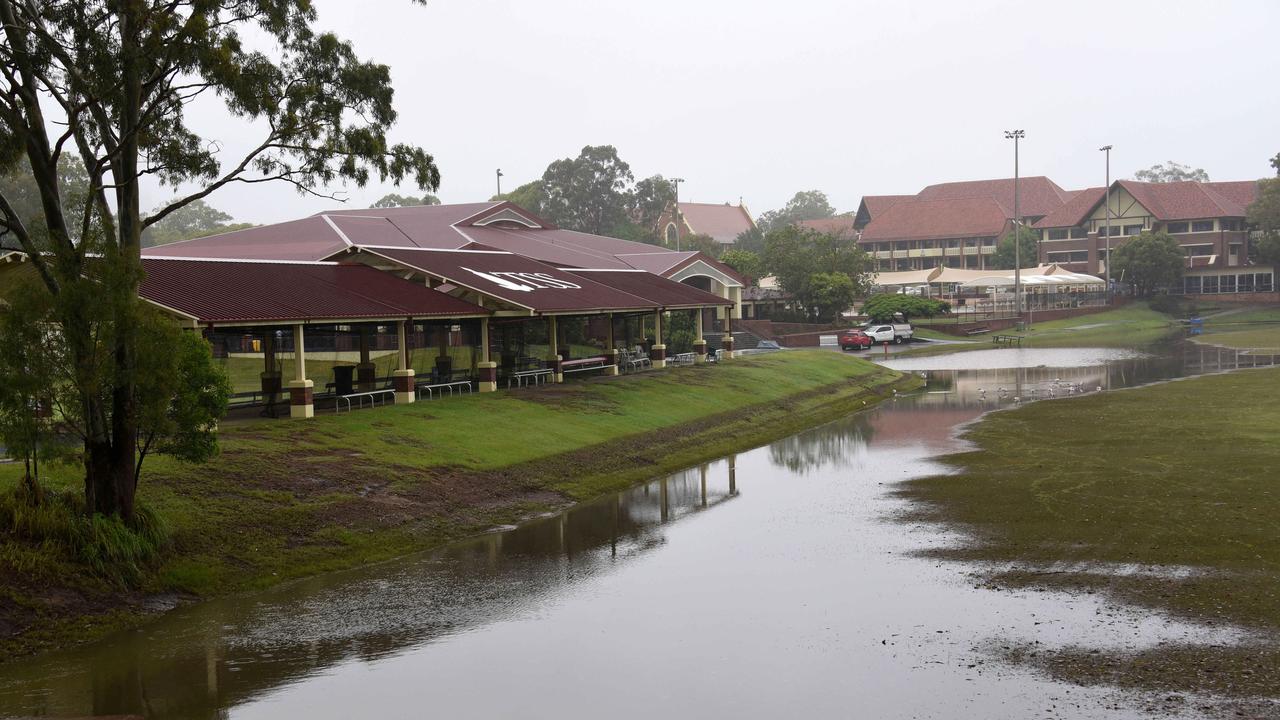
xmin=564 ymin=269 xmax=733 ymax=309
xmin=140 ymin=258 xmax=488 ymax=325
xmin=354 ymin=246 xmax=661 ymax=314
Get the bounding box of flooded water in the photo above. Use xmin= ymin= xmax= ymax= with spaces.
xmin=2 ymin=342 xmax=1275 ymax=719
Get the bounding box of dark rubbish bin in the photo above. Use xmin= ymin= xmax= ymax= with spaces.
xmin=333 ymin=365 xmax=355 ymax=396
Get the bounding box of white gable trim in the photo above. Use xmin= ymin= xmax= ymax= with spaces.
xmin=470 ymin=207 xmax=543 ymax=229
xmin=667 ymin=259 xmax=742 ymax=288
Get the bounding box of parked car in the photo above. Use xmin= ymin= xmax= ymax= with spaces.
xmin=864 ymin=322 xmax=914 ymax=344
xmin=839 ymin=329 xmax=873 ymax=351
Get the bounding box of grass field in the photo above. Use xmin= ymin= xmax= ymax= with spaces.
xmin=0 ymin=350 xmax=914 ymax=659
xmin=900 ymin=367 xmax=1280 ymax=698
xmin=904 ymin=302 xmax=1179 ymax=356
xmin=1193 ymin=304 xmax=1280 ymax=353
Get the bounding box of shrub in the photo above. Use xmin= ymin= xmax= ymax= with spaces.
xmin=0 ymin=487 xmax=167 ymax=586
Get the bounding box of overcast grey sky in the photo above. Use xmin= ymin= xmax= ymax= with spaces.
xmin=148 ymin=0 xmax=1280 ymax=225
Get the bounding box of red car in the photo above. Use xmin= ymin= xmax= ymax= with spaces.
xmin=838 ymin=329 xmax=873 ymax=351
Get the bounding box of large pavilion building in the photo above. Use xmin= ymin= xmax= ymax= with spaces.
xmin=4 ymin=202 xmax=751 ymax=419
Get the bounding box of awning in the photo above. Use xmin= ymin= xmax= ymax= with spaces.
xmin=563 ymin=269 xmax=733 ymax=309
xmin=349 ymin=245 xmax=660 ymax=314
xmin=140 ymin=257 xmax=489 ymax=326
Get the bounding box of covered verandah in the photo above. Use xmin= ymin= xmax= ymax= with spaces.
xmin=333 ymin=244 xmax=735 ymax=386
xmin=140 ymin=257 xmax=491 ymax=418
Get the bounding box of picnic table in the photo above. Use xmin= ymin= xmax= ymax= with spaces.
xmin=561 ymin=356 xmax=608 ymax=376
xmin=670 ymin=352 xmax=696 ymax=366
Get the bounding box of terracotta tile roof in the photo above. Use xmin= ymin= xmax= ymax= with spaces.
xmin=677 ymin=202 xmax=756 ymax=244
xmin=797 ymin=215 xmax=857 ymax=235
xmin=916 ymin=176 xmax=1072 ymax=218
xmin=854 ymin=195 xmax=912 ymax=228
xmin=1203 ymin=181 xmax=1260 ymax=209
xmin=139 ymin=258 xmax=488 ymax=325
xmin=858 ymin=197 xmax=1011 ymax=242
xmin=1118 ymin=180 xmax=1249 ymax=220
xmin=1033 ymin=187 xmax=1107 ymax=229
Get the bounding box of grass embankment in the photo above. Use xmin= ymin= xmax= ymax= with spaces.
xmin=1194 ymin=305 xmax=1280 ymax=354
xmin=900 ymin=368 xmax=1280 ymax=700
xmin=0 ymin=350 xmax=913 ymax=660
xmin=906 ymin=302 xmax=1178 ymax=356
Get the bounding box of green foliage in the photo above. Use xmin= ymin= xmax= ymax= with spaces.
xmin=764 ymin=225 xmax=874 ymax=321
xmin=134 ymin=312 xmax=232 ymax=474
xmin=0 ymin=276 xmax=70 ymax=493
xmin=991 ymin=225 xmax=1040 ymax=270
xmin=492 ymin=180 xmax=547 ymax=216
xmin=678 ymin=232 xmax=720 ymax=257
xmin=1 ymin=0 xmax=438 ymax=518
xmin=0 ymin=157 xmax=90 ymax=250
xmin=631 ymin=175 xmax=675 ymax=241
xmin=141 ymin=199 xmax=254 ymax=247
xmin=1147 ymin=294 xmax=1185 ymax=316
xmin=1248 ymin=177 xmax=1280 ymax=266
xmin=541 ymin=145 xmax=634 ymax=234
xmin=734 ymin=226 xmax=766 ymax=254
xmin=372 ymin=192 xmax=441 ymax=208
xmin=861 ymin=293 xmax=951 ymax=322
xmin=806 ymin=273 xmax=857 ymax=322
xmin=1133 ymin=161 xmax=1210 ymax=183
xmin=1112 ymin=231 xmax=1185 ymax=297
xmin=756 ymin=190 xmax=836 ymax=233
xmin=665 ymin=311 xmax=697 ymax=354
xmin=0 ymin=488 xmax=166 ymax=586
xmin=720 ymin=249 xmax=765 ymax=284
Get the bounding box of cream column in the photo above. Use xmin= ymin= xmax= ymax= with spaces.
xmin=548 ymin=316 xmax=563 ymax=383
xmin=392 ymin=319 xmax=416 ymax=404
xmin=603 ymin=313 xmax=619 ymax=376
xmin=693 ymin=308 xmax=708 ymax=364
xmin=650 ymin=309 xmax=667 ymax=369
xmin=288 ymin=324 xmax=314 ymax=419
xmin=477 ymin=317 xmax=497 ymax=392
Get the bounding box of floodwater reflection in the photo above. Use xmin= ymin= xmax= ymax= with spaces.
xmin=0 ymin=342 xmax=1273 ymax=719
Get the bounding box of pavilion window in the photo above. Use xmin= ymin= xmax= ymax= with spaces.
xmin=1191 ymin=220 xmax=1214 ymax=232
xmin=1220 ymin=275 xmax=1236 ymax=293
xmin=1166 ymin=222 xmax=1189 ymax=234
xmin=1238 ymin=274 xmax=1255 ymax=292
xmin=1069 ymin=227 xmax=1087 ymax=239
xmin=1047 ymin=228 xmax=1069 ymax=241
xmin=1258 ymin=273 xmax=1274 ymax=292
xmin=1202 ymin=276 xmax=1219 ymax=294
xmin=1184 ymin=276 xmax=1202 ymax=294
xmin=1123 ymin=224 xmax=1144 ymax=236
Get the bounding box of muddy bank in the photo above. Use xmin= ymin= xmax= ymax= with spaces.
xmin=0 ymin=356 xmax=916 ymax=661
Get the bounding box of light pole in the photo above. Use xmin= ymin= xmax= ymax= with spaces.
xmin=1004 ymin=129 xmax=1025 ymax=316
xmin=672 ymin=177 xmax=685 ymax=252
xmin=1099 ymin=145 xmax=1112 ymax=302
xmin=496 ymin=168 xmax=503 ymax=198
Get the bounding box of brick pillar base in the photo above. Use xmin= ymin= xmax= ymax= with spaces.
xmin=603 ymin=349 xmax=620 ymax=376
xmin=477 ymin=361 xmax=498 ymax=392
xmin=392 ymin=369 xmax=416 ymax=404
xmin=356 ymin=363 xmax=376 ymax=392
xmin=650 ymin=344 xmax=667 ymax=369
xmin=721 ymin=335 xmax=735 ymax=360
xmin=693 ymin=339 xmax=708 ymax=364
xmin=288 ymin=379 xmax=314 ymax=419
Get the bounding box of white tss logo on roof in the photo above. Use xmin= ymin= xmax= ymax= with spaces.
xmin=460 ymin=267 xmax=581 ymax=293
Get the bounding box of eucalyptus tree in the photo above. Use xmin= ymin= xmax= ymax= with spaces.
xmin=0 ymin=0 xmax=439 ymax=520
